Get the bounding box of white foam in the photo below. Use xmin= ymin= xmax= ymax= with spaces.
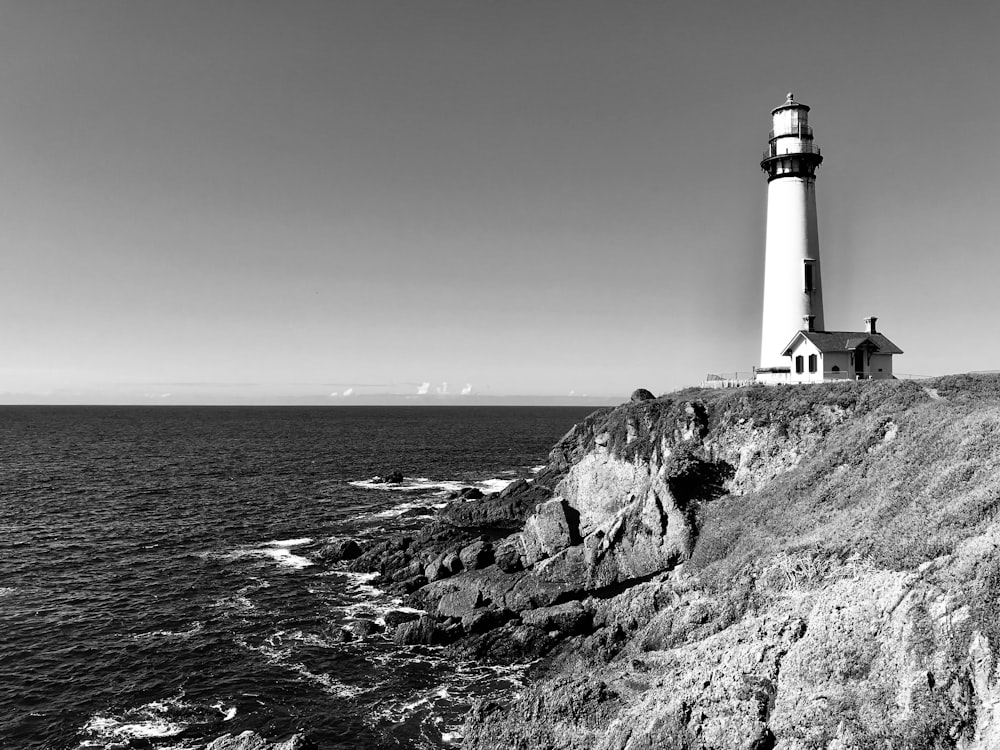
xmin=83 ymin=716 xmax=183 ymax=738
xmin=80 ymin=698 xmax=189 ymax=743
xmin=202 ymin=541 xmax=314 ymax=569
xmin=235 ymin=632 xmax=370 ymax=698
xmin=264 ymin=537 xmax=313 ymax=547
xmin=290 ymin=663 xmax=370 ymax=698
xmin=349 ymin=476 xmax=516 ymax=496
xmin=530 ymin=464 xmax=547 ymax=473
xmin=370 ymin=501 xmax=434 ymax=519
xmin=478 ymin=478 xmax=515 ymax=493
xmin=259 ymin=546 xmax=313 ymax=569
xmin=234 ymin=633 xmax=292 ymax=663
xmin=338 ymin=570 xmax=382 ymax=596
xmin=211 ymin=702 xmax=238 ymax=721
xmin=0 ymin=587 xmax=17 ymax=597
xmin=129 ymin=621 xmax=204 ymax=641
xmin=401 ymin=695 xmax=432 ymax=713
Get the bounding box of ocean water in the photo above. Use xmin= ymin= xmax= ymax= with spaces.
xmin=0 ymin=405 xmax=596 ymax=750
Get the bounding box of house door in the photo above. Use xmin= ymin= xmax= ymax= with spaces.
xmin=854 ymin=350 xmax=865 ymax=378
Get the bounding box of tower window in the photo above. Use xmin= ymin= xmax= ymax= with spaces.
xmin=795 ymin=355 xmax=804 ymax=374
xmin=803 ymin=262 xmax=815 ymax=292
xmin=808 ymin=354 xmax=818 ymax=373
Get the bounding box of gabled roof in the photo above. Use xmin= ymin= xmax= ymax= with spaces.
xmin=781 ymin=330 xmax=904 ymax=356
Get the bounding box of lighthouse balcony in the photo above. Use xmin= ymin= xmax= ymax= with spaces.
xmin=762 ymin=142 xmax=822 ymax=161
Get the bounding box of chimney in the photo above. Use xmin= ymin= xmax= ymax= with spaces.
xmin=802 ymin=315 xmax=816 ymax=332
xmin=865 ymin=316 xmax=878 ymax=334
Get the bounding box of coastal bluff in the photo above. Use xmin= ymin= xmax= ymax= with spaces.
xmin=344 ymin=374 xmax=1000 ymax=749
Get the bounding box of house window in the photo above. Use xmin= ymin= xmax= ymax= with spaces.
xmin=795 ymin=355 xmax=804 ymax=374
xmin=803 ymin=261 xmax=815 ymax=292
xmin=808 ymin=354 xmax=817 ymax=373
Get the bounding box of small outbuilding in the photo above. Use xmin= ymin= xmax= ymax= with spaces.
xmin=777 ymin=317 xmax=903 ymax=383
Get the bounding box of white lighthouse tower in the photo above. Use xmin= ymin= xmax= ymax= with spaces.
xmin=758 ymin=93 xmax=825 ymax=372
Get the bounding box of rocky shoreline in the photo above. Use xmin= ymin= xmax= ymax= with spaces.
xmin=219 ymin=374 xmax=1000 ymax=749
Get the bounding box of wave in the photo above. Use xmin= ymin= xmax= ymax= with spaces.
xmin=348 ymin=476 xmax=515 ymax=496
xmin=264 ymin=537 xmax=313 ymax=547
xmin=77 ymin=695 xmax=193 ymax=746
xmin=259 ymin=546 xmax=313 ymax=569
xmin=234 ymin=631 xmax=370 ymax=699
xmin=0 ymin=586 xmax=17 ymax=597
xmin=360 ymin=657 xmax=535 ymax=748
xmin=289 ymin=662 xmax=371 ymax=698
xmin=211 ymin=701 xmax=238 ymax=721
xmin=200 ymin=539 xmax=314 ymax=570
xmin=369 ymin=501 xmax=440 ymax=519
xmin=338 ymin=570 xmax=383 ymax=597
xmin=128 ymin=621 xmax=205 ymax=641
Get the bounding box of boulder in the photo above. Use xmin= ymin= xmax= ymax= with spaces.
xmin=442 ymin=552 xmax=464 ymax=575
xmin=206 ymin=733 xmax=270 ymax=750
xmin=425 ymin=551 xmax=464 ymax=581
xmin=461 ymin=607 xmax=513 ymax=635
xmin=399 ymin=560 xmax=424 ymax=579
xmin=317 ymin=538 xmax=363 ymax=562
xmin=509 ymin=624 xmax=556 ymax=659
xmin=460 ymin=487 xmax=485 ymax=500
xmin=437 ymin=588 xmax=483 ymax=618
xmin=425 ymin=556 xmax=449 ymax=582
xmin=522 ymin=499 xmax=578 ymax=563
xmin=630 ymin=388 xmax=656 ymax=403
xmin=494 ymin=536 xmax=524 ymax=573
xmin=346 ymin=619 xmax=384 ymax=638
xmin=438 ymin=482 xmax=554 ymax=530
xmin=520 ymin=600 xmax=591 ymax=636
xmin=393 ymin=615 xmax=461 ymax=646
xmin=206 ymin=732 xmax=317 ymax=750
xmin=393 ymin=615 xmax=438 ymax=645
xmin=383 ymin=610 xmax=421 ymax=629
xmin=459 ymin=540 xmax=494 ymax=570
xmin=456 ymin=621 xmax=556 ymax=663
xmin=401 ymin=574 xmax=428 ymax=593
xmin=498 ymin=478 xmax=530 ymax=498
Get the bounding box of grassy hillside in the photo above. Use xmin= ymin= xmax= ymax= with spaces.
xmin=465 ymin=374 xmax=1000 ymax=749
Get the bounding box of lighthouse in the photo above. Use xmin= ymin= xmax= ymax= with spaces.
xmin=758 ymin=93 xmax=825 ymax=371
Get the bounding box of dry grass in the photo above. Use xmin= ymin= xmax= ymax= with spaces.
xmin=674 ymin=376 xmax=1000 ymax=644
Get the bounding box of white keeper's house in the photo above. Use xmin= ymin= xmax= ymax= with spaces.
xmin=754 ymin=94 xmax=903 ymax=385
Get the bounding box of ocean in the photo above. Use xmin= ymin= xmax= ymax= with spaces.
xmin=0 ymin=405 xmax=596 ymax=750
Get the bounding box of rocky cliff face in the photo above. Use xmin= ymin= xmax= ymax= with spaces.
xmin=351 ymin=375 xmax=1000 ymax=749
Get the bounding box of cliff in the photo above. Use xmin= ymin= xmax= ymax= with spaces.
xmin=350 ymin=374 xmax=1000 ymax=749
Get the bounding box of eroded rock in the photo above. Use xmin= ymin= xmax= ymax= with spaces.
xmin=317 ymin=538 xmax=363 ymax=562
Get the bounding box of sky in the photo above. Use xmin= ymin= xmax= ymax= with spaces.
xmin=1 ymin=1 xmax=998 ymax=404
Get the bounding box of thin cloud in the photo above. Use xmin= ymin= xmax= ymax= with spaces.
xmin=416 ymin=382 xmax=430 ymax=395
xmin=342 ymin=387 xmax=354 ymax=397
xmin=461 ymin=383 xmax=472 ymax=395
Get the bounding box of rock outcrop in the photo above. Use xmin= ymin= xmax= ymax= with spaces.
xmin=205 ymin=731 xmax=315 ymax=750
xmin=335 ymin=375 xmax=1000 ymax=749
